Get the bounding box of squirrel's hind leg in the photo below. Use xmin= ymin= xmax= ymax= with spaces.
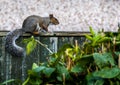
xmin=32 ymin=23 xmax=47 ymax=35
xmin=32 ymin=23 xmax=41 ymax=35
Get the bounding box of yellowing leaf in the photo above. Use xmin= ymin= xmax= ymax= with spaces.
xmin=32 ymin=63 xmax=39 ymax=70
xmin=26 ymin=37 xmax=37 ymax=55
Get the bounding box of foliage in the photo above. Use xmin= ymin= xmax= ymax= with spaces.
xmin=3 ymin=26 xmax=120 ymax=85
xmin=21 ymin=27 xmax=120 ymax=85
xmin=23 ymin=36 xmax=37 ymax=55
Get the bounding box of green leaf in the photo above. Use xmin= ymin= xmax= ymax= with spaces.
xmin=95 ymin=80 xmax=104 ymax=85
xmin=85 ymin=34 xmax=93 ymax=41
xmin=22 ymin=37 xmax=33 ymax=44
xmin=43 ymin=67 xmax=55 ymax=77
xmin=58 ymin=44 xmax=73 ymax=53
xmin=32 ymin=63 xmax=39 ymax=70
xmin=116 ymin=41 xmax=120 ymax=45
xmin=29 ymin=79 xmax=42 ymax=85
xmin=97 ymin=37 xmax=111 ymax=43
xmin=92 ymin=34 xmax=101 ymax=46
xmin=117 ymin=74 xmax=120 ymax=80
xmin=89 ymin=26 xmax=95 ymax=36
xmin=86 ymin=74 xmax=104 ymax=85
xmin=55 ymin=44 xmax=74 ymax=58
xmin=71 ymin=64 xmax=84 ymax=73
xmin=26 ymin=37 xmax=37 ymax=55
xmin=93 ymin=53 xmax=115 ymax=68
xmin=29 ymin=66 xmax=46 ymax=78
xmin=56 ymin=64 xmax=71 ymax=81
xmin=116 ymin=34 xmax=120 ymax=40
xmin=93 ymin=67 xmax=120 ymax=78
xmin=33 ymin=66 xmax=46 ymax=73
xmin=57 ymin=76 xmax=62 ymax=82
xmin=114 ymin=52 xmax=120 ymax=57
xmin=78 ymin=54 xmax=93 ymax=65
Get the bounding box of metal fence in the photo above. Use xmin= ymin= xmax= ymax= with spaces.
xmin=0 ymin=31 xmax=87 ymax=83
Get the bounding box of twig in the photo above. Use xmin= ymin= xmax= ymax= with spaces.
xmin=35 ymin=40 xmax=53 ymax=54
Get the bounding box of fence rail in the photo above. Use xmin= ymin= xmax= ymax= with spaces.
xmin=0 ymin=31 xmax=91 ymax=37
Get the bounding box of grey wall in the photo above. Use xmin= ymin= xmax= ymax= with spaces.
xmin=0 ymin=0 xmax=120 ymax=32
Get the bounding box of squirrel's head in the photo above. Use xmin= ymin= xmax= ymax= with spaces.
xmin=49 ymin=14 xmax=59 ymax=25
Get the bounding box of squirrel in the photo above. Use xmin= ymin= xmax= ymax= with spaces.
xmin=5 ymin=14 xmax=59 ymax=57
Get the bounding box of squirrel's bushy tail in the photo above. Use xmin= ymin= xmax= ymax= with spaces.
xmin=5 ymin=29 xmax=25 ymax=57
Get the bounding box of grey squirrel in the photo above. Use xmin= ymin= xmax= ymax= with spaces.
xmin=5 ymin=14 xmax=59 ymax=57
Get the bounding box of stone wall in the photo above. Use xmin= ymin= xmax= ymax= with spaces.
xmin=0 ymin=0 xmax=120 ymax=32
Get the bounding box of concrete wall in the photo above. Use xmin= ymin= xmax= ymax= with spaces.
xmin=0 ymin=0 xmax=120 ymax=32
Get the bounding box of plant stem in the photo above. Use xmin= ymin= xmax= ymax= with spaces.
xmin=109 ymin=79 xmax=113 ymax=85
xmin=35 ymin=40 xmax=53 ymax=54
xmin=113 ymin=37 xmax=116 ymax=52
xmin=22 ymin=76 xmax=30 ymax=85
xmin=101 ymin=43 xmax=104 ymax=53
xmin=75 ymin=40 xmax=78 ymax=49
xmin=118 ymin=54 xmax=120 ymax=68
xmin=63 ymin=73 xmax=65 ymax=85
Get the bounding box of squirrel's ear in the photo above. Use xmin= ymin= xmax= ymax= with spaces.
xmin=49 ymin=14 xmax=53 ymax=18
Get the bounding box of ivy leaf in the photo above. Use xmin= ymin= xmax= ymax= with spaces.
xmin=56 ymin=64 xmax=71 ymax=81
xmin=71 ymin=64 xmax=84 ymax=73
xmin=43 ymin=67 xmax=55 ymax=77
xmin=33 ymin=66 xmax=46 ymax=73
xmin=93 ymin=53 xmax=115 ymax=69
xmin=86 ymin=74 xmax=104 ymax=85
xmin=32 ymin=63 xmax=39 ymax=70
xmin=93 ymin=67 xmax=120 ymax=78
xmin=29 ymin=79 xmax=42 ymax=85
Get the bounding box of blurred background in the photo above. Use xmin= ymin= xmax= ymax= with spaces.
xmin=0 ymin=0 xmax=120 ymax=32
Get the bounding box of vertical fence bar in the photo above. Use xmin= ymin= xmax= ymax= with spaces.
xmin=50 ymin=37 xmax=58 ymax=53
xmin=0 ymin=37 xmax=5 ymax=82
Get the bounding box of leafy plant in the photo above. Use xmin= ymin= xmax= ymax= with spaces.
xmin=21 ymin=27 xmax=120 ymax=85
xmin=84 ymin=27 xmax=111 ymax=53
